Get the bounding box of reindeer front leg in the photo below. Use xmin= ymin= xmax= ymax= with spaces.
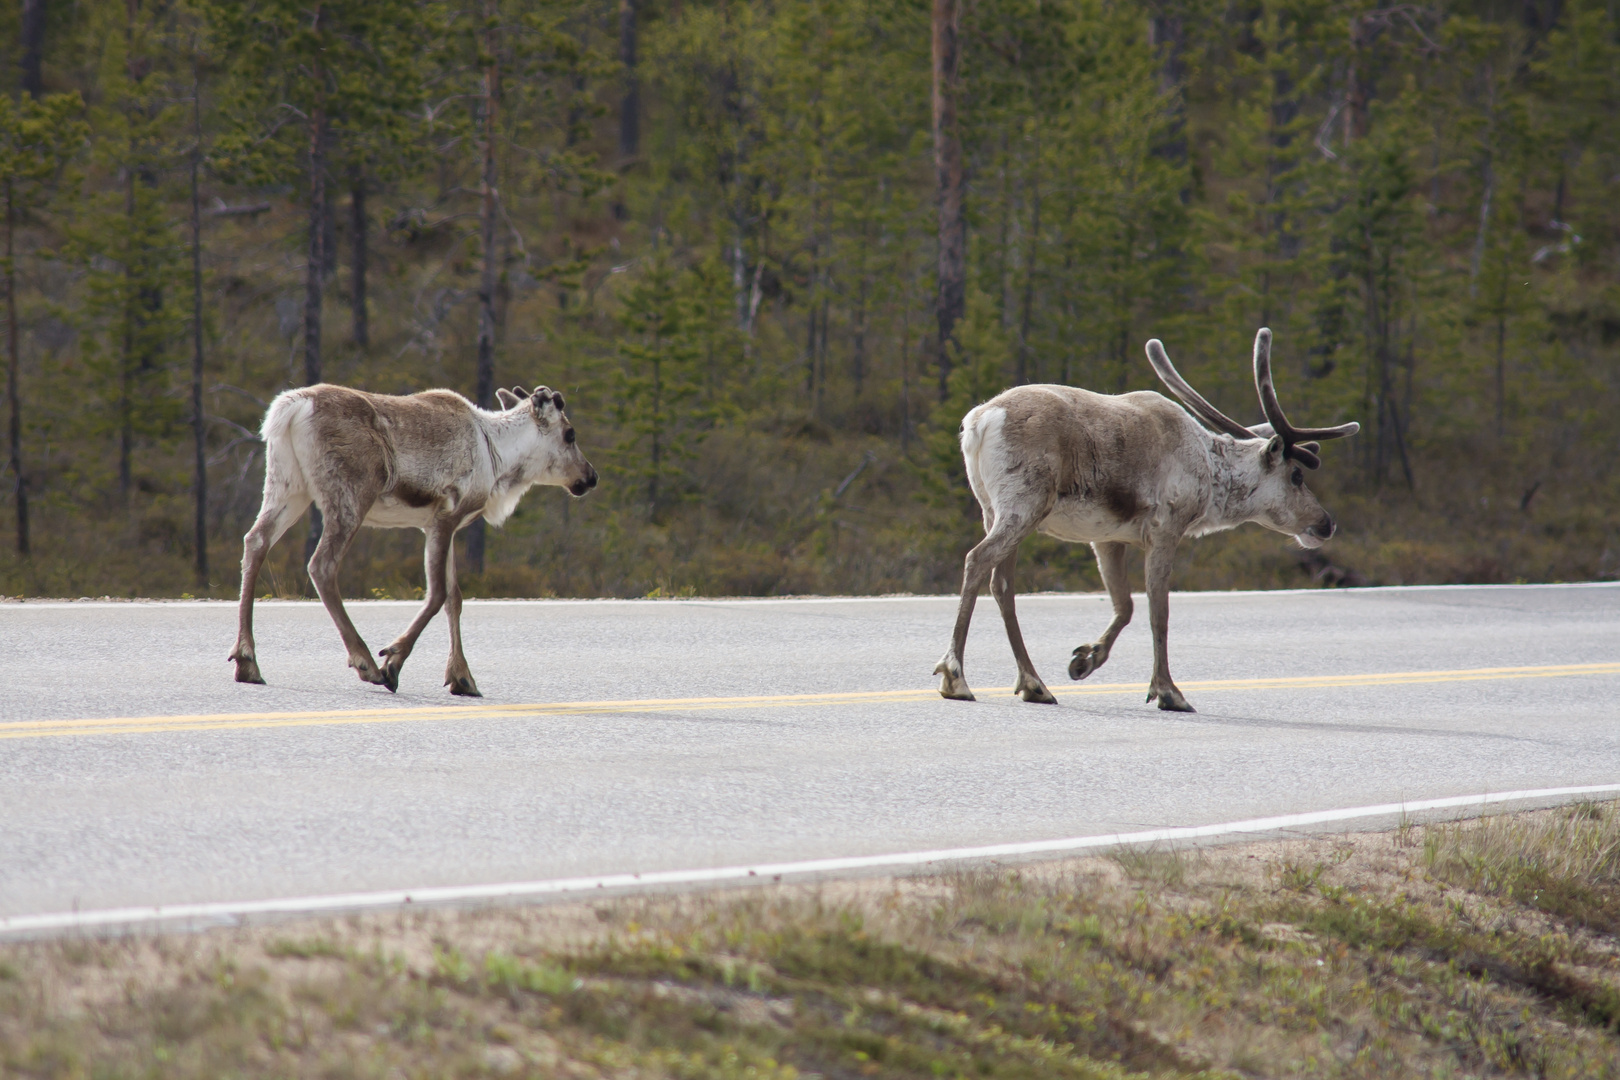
xmin=376 ymin=518 xmax=455 ymax=692
xmin=1069 ymin=541 xmax=1134 ymax=681
xmin=441 ymin=527 xmax=480 ymax=697
xmin=1142 ymin=538 xmax=1193 ymax=712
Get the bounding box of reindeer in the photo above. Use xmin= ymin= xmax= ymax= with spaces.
xmin=228 ymin=383 xmax=597 ymax=696
xmin=934 ymin=328 xmax=1358 ymax=711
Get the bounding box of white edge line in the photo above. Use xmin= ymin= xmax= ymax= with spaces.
xmin=6 ymin=784 xmax=1619 ymax=938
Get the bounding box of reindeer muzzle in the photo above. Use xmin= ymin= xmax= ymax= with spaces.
xmin=570 ymin=468 xmax=598 ymax=498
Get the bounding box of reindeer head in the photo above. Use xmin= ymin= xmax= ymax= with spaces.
xmin=1145 ymin=328 xmax=1359 ymax=549
xmin=498 ymin=384 xmax=598 ymax=497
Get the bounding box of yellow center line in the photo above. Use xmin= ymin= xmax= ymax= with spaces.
xmin=2 ymin=662 xmax=1616 ymax=740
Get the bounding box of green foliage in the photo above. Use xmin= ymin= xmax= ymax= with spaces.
xmin=203 ymin=0 xmax=427 ymax=188
xmin=3 ymin=0 xmax=1620 ymax=597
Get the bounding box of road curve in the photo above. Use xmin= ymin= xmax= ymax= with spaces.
xmin=1 ymin=584 xmax=1616 ymax=929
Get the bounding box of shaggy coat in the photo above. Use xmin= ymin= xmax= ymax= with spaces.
xmin=229 ymin=383 xmax=596 ymax=695
xmin=935 ymin=328 xmax=1357 ymax=711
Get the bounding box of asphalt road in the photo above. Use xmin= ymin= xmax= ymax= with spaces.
xmin=1 ymin=584 xmax=1617 ymax=927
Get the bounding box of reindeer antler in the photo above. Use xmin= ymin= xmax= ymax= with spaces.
xmin=1145 ymin=339 xmax=1258 ymax=441
xmin=1252 ymin=328 xmax=1359 ymax=469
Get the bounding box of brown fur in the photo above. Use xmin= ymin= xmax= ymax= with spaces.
xmin=228 ymin=382 xmax=596 ymax=695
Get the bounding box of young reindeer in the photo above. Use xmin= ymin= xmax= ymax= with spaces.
xmin=229 ymin=383 xmax=596 ymax=696
xmin=934 ymin=328 xmax=1358 ymax=711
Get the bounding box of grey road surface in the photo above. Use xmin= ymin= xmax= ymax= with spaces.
xmin=1 ymin=584 xmax=1616 ymax=923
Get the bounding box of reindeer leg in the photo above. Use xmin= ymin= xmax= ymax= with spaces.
xmin=1143 ymin=538 xmax=1193 ymax=712
xmin=377 ymin=518 xmax=454 ymax=692
xmin=442 ymin=527 xmax=480 ymax=697
xmin=229 ymin=489 xmax=311 ymax=685
xmin=935 ymin=514 xmax=1034 ymax=701
xmin=990 ymin=547 xmax=1055 ymax=703
xmin=307 ymin=500 xmax=388 ymax=689
xmin=1069 ymin=541 xmax=1134 ymax=681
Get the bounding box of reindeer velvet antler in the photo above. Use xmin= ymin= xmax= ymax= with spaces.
xmin=1251 ymin=328 xmax=1359 ymax=469
xmin=1145 ymin=339 xmax=1260 ymax=441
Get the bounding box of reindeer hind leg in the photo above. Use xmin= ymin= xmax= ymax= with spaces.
xmin=935 ymin=512 xmax=1036 ymax=701
xmin=229 ymin=483 xmax=311 ymax=685
xmin=991 ymin=547 xmax=1055 ymax=703
xmin=307 ymin=495 xmax=387 ymax=688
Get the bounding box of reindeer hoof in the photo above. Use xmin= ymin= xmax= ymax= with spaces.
xmin=446 ymin=674 xmax=481 ymax=697
xmin=934 ymin=658 xmax=976 ymax=701
xmin=231 ymin=656 xmax=266 ymax=684
xmin=1147 ymin=683 xmax=1195 ymax=712
xmin=1014 ymin=675 xmax=1057 ymax=704
xmin=1069 ymin=644 xmax=1104 ymax=681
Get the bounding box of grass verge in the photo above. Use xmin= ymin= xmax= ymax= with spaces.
xmin=5 ymin=805 xmax=1620 ymax=1078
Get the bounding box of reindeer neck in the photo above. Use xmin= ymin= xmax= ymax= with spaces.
xmin=1198 ymin=432 xmax=1271 ymax=534
xmin=479 ymin=407 xmax=544 ymax=481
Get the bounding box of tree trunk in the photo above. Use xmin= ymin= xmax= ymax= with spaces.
xmin=1346 ymin=15 xmax=1374 ymax=143
xmin=1016 ymin=156 xmax=1040 ymax=385
xmin=350 ymin=174 xmax=368 ymax=348
xmin=932 ymin=0 xmax=965 ymax=402
xmin=1150 ymin=7 xmax=1187 ymax=178
xmin=467 ymin=0 xmax=501 ymax=575
xmin=20 ymin=0 xmax=47 ymax=98
xmin=191 ymin=55 xmax=208 ymax=587
xmin=5 ymin=180 xmax=28 ymax=556
xmin=303 ymin=11 xmax=327 ymax=575
xmin=119 ymin=0 xmax=138 ymax=503
xmin=618 ymin=0 xmax=639 ymax=161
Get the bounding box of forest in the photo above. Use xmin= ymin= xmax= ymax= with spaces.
xmin=1 ymin=0 xmax=1616 ymax=601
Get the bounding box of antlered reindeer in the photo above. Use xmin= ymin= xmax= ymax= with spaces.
xmin=229 ymin=383 xmax=596 ymax=696
xmin=934 ymin=328 xmax=1358 ymax=711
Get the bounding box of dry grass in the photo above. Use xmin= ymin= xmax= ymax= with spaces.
xmin=6 ymin=806 xmax=1620 ymax=1078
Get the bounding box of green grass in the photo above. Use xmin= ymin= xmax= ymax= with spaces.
xmin=6 ymin=806 xmax=1620 ymax=1078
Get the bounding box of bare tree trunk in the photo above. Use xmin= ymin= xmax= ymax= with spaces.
xmin=350 ymin=172 xmax=368 ymax=348
xmin=303 ymin=9 xmax=327 ymax=575
xmin=20 ymin=0 xmax=47 ymax=98
xmin=932 ymin=0 xmax=965 ymax=402
xmin=119 ymin=165 xmax=135 ymax=503
xmin=1016 ymin=155 xmax=1040 ymax=385
xmin=5 ymin=179 xmax=28 ymax=556
xmin=1150 ymin=7 xmax=1187 ymax=180
xmin=1346 ymin=15 xmax=1373 ymax=143
xmin=467 ymin=0 xmax=501 ymax=575
xmin=119 ymin=0 xmax=138 ymax=504
xmin=618 ymin=0 xmax=639 ymax=161
xmin=191 ymin=55 xmax=208 ymax=587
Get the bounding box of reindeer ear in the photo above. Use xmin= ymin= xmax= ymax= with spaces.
xmin=495 ymin=388 xmax=520 ymax=409
xmin=511 ymin=386 xmax=531 ymax=400
xmin=1250 ymin=422 xmax=1276 ymax=439
xmin=1264 ymin=435 xmax=1285 ymax=466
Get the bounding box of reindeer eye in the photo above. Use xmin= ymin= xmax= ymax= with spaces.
xmin=1290 ymin=468 xmax=1303 ymax=487
xmin=564 ymin=427 xmax=576 ymax=444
